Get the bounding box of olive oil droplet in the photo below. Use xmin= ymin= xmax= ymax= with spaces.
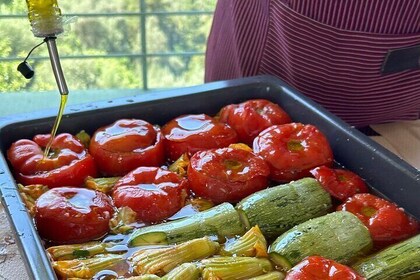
xmin=43 ymin=94 xmax=68 ymax=158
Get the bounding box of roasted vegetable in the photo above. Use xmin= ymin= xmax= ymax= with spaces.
xmin=47 ymin=241 xmax=113 ymax=261
xmin=221 ymin=225 xmax=268 ymax=257
xmin=248 ymin=271 xmax=285 ymax=280
xmin=123 ymin=275 xmax=160 ymax=280
xmin=187 ymin=146 xmax=270 ymax=204
xmin=228 ymin=143 xmax=253 ymax=152
xmin=352 ymin=234 xmax=420 ymax=280
xmin=112 ymin=166 xmax=188 ymax=223
xmin=186 ymin=197 xmax=214 ymax=212
xmin=123 ymin=263 xmax=200 ymax=280
xmin=236 ymin=178 xmax=332 ymax=238
xmin=52 ymin=254 xmax=124 ymax=279
xmin=8 ymin=133 xmax=98 ymax=188
xmin=201 ymin=256 xmax=273 ymax=280
xmin=17 ymin=183 xmax=49 ymax=216
xmin=338 ymin=193 xmax=419 ymax=248
xmin=35 ymin=187 xmax=115 ymax=244
xmin=168 ymin=153 xmax=190 ymax=177
xmin=161 ymin=263 xmax=200 ymax=280
xmin=84 ymin=176 xmax=120 ymax=193
xmin=75 ymin=130 xmax=91 ymax=148
xmin=285 ymin=256 xmax=364 ymax=280
xmin=109 ymin=206 xmax=138 ymax=234
xmin=128 ymin=202 xmax=245 ymax=246
xmin=269 ymin=211 xmax=373 ymax=270
xmin=89 ymin=119 xmax=166 ymax=176
xmin=130 ymin=237 xmax=219 ymax=276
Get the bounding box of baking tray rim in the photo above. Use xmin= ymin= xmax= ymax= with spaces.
xmin=0 ymin=75 xmax=418 ymax=279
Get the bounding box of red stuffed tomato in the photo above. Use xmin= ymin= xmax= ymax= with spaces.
xmin=89 ymin=119 xmax=165 ymax=176
xmin=218 ymin=99 xmax=291 ymax=145
xmin=7 ymin=133 xmax=97 ymax=188
xmin=285 ymin=256 xmax=365 ymax=280
xmin=187 ymin=147 xmax=270 ymax=203
xmin=161 ymin=114 xmax=238 ymax=162
xmin=337 ymin=193 xmax=419 ymax=248
xmin=35 ymin=187 xmax=114 ymax=244
xmin=112 ymin=167 xmax=188 ymax=223
xmin=310 ymin=166 xmax=368 ymax=201
xmin=253 ymin=123 xmax=333 ymax=182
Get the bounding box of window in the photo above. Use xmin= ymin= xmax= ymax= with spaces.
xmin=0 ymin=0 xmax=216 ymax=115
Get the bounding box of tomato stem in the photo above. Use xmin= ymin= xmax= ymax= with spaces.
xmin=224 ymin=159 xmax=242 ymax=170
xmin=361 ymin=206 xmax=377 ymax=218
xmin=287 ymin=140 xmax=304 ymax=152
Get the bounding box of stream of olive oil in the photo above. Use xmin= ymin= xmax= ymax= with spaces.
xmin=43 ymin=94 xmax=68 ymax=158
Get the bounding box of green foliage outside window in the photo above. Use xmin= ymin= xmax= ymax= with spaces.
xmin=0 ymin=0 xmax=215 ymax=93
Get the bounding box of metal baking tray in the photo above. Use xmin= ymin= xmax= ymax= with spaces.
xmin=0 ymin=75 xmax=419 ymax=279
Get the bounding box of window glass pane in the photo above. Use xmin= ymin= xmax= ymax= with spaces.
xmin=145 ymin=0 xmax=216 ymax=12
xmin=0 ymin=17 xmax=40 ymax=57
xmin=0 ymin=0 xmax=216 ymax=100
xmin=0 ymin=0 xmax=27 ymax=15
xmin=146 ymin=14 xmax=213 ymax=53
xmin=3 ymin=58 xmax=142 ymax=92
xmin=0 ymin=17 xmax=39 ymax=93
xmin=61 ymin=58 xmax=143 ymax=90
xmin=147 ymin=55 xmax=204 ymax=89
xmin=63 ymin=16 xmax=141 ymax=55
xmin=61 ymin=1 xmax=140 ymax=14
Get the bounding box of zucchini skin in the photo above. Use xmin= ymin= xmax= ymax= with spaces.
xmin=236 ymin=178 xmax=332 ymax=238
xmin=128 ymin=202 xmax=245 ymax=246
xmin=352 ymin=234 xmax=420 ymax=280
xmin=268 ymin=211 xmax=373 ymax=266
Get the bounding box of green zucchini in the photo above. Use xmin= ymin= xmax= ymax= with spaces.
xmin=236 ymin=177 xmax=332 ymax=238
xmin=127 ymin=202 xmax=245 ymax=247
xmin=268 ymin=211 xmax=373 ymax=269
xmin=352 ymin=234 xmax=420 ymax=280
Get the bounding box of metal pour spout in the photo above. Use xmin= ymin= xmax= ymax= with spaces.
xmin=45 ymin=37 xmax=68 ymax=95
